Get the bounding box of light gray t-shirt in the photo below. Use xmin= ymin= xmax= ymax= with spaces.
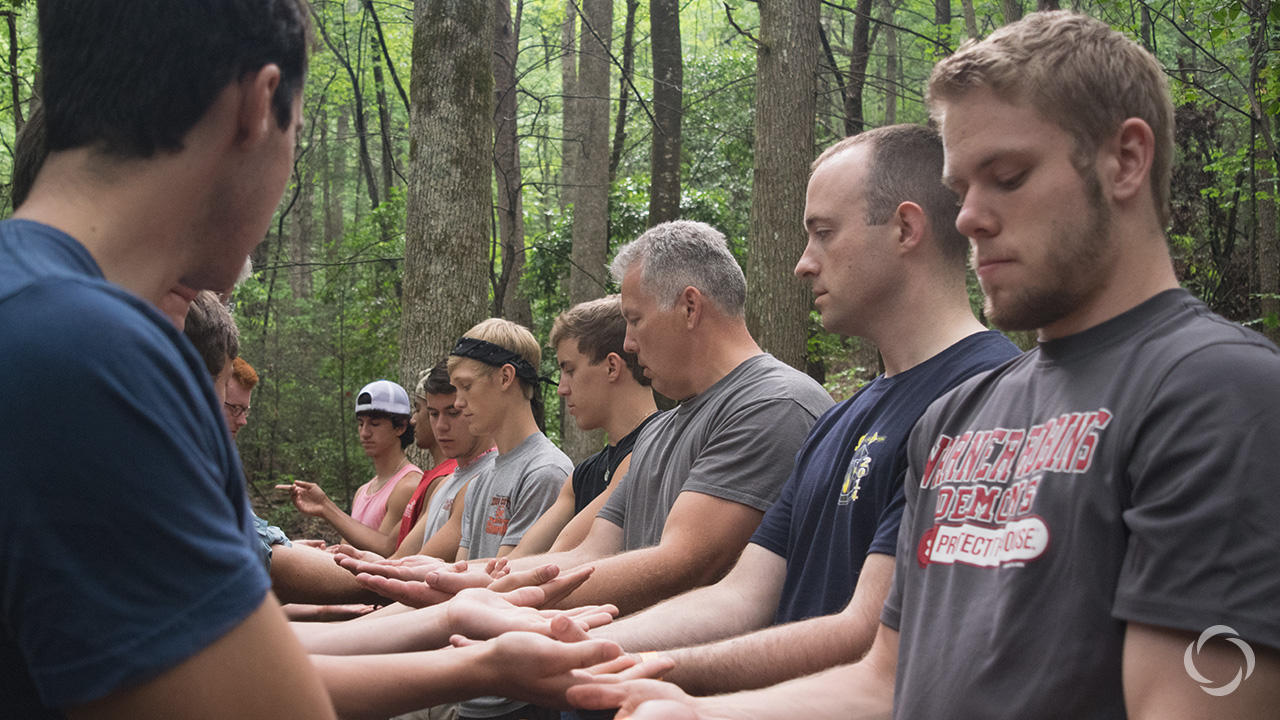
xmin=457 ymin=433 xmax=569 ymax=718
xmin=458 ymin=432 xmax=570 ymax=559
xmin=419 ymin=449 xmax=495 ymax=550
xmin=883 ymin=290 xmax=1280 ymax=719
xmin=599 ymin=353 xmax=834 ymax=551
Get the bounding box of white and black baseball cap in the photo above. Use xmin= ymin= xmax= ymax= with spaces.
xmin=354 ymin=380 xmax=412 ymax=416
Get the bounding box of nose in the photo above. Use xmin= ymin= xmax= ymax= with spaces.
xmin=623 ymin=328 xmax=638 ymax=355
xmin=955 ymin=190 xmax=997 ymax=240
xmin=557 ymin=378 xmax=570 ymax=397
xmin=794 ymin=240 xmax=818 ymax=280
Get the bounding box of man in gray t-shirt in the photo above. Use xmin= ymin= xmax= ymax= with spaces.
xmin=460 ymin=432 xmax=570 ymax=559
xmin=502 ymin=220 xmax=833 ymax=618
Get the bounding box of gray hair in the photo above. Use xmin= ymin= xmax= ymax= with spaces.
xmin=609 ymin=220 xmax=747 ymax=317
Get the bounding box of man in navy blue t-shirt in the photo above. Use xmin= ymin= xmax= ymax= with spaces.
xmin=583 ymin=125 xmax=1020 ymax=697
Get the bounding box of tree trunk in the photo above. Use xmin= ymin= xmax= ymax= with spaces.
xmin=567 ymin=0 xmax=612 ymax=306
xmin=648 ymin=0 xmax=683 ymax=227
xmin=1259 ymin=118 xmax=1280 ymax=344
xmin=610 ymin=0 xmax=639 ymax=182
xmin=747 ymin=0 xmax=820 ymax=372
xmin=564 ymin=0 xmax=613 ymax=462
xmin=560 ymin=1 xmax=579 ymax=212
xmin=1036 ymin=0 xmax=1060 ymax=11
xmin=373 ymin=58 xmax=396 ymax=200
xmin=935 ymin=0 xmax=953 ymax=55
xmin=4 ymin=11 xmax=22 ymax=136
xmin=1000 ymin=0 xmax=1022 ymax=25
xmin=846 ymin=0 xmax=872 ymax=135
xmin=493 ymin=0 xmax=533 ymax=326
xmin=310 ymin=5 xmax=382 ymax=209
xmin=290 ymin=154 xmax=316 ymax=299
xmin=960 ymin=0 xmax=978 ymax=39
xmin=884 ymin=0 xmax=898 ymax=124
xmin=399 ymin=0 xmax=495 ymax=389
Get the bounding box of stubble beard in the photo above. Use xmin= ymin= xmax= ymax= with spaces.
xmin=980 ymin=169 xmax=1114 ymax=333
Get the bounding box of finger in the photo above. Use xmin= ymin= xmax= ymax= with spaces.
xmin=562 ymin=603 xmax=619 ymax=620
xmin=355 ymin=573 xmax=446 ymax=608
xmin=572 ymin=611 xmax=617 ymax=631
xmin=550 ymin=614 xmax=592 ymax=643
xmin=501 ymin=585 xmax=549 ymax=609
xmin=565 ymin=681 xmax=631 ymax=710
xmin=608 ymin=656 xmax=675 ymax=682
xmin=273 ymin=484 xmax=295 ymax=491
xmin=575 ymin=652 xmax=638 ymax=677
xmin=450 ymin=634 xmax=484 ymax=648
xmin=489 ymin=564 xmax=560 ymax=593
xmin=535 ymin=565 xmax=596 ymax=607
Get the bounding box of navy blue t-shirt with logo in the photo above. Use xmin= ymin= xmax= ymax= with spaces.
xmin=751 ymin=330 xmax=1019 ymax=624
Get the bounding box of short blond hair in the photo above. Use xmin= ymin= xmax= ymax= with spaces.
xmin=447 ymin=318 xmax=543 ymax=400
xmin=928 ymin=11 xmax=1174 ymax=228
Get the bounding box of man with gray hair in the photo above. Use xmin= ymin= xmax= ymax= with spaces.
xmin=442 ymin=219 xmax=837 ymax=626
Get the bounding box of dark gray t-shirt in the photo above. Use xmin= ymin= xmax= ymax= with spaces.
xmin=883 ymin=289 xmax=1280 ymax=719
xmin=599 ymin=353 xmax=834 ymax=551
xmin=458 ymin=432 xmax=569 ymax=559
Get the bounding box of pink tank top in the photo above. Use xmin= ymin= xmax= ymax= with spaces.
xmin=350 ymin=462 xmax=422 ymax=530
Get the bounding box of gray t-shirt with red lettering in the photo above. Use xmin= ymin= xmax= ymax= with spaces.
xmin=883 ymin=289 xmax=1280 ymax=718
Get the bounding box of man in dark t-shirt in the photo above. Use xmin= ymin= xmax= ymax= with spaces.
xmin=570 ymin=12 xmax=1280 ymax=720
xmin=578 ymin=125 xmax=1019 ymax=699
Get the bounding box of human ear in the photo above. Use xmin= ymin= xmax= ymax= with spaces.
xmin=605 ymin=353 xmax=623 ymax=381
xmin=235 ymin=64 xmax=282 ymax=148
xmin=1108 ymin=118 xmax=1155 ymax=205
xmin=894 ymin=201 xmax=927 ymax=253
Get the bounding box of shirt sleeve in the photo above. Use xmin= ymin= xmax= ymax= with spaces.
xmin=680 ymin=397 xmax=820 ymax=512
xmin=0 ymin=286 xmax=269 ymax=709
xmin=867 ymin=481 xmax=907 ymax=557
xmin=1112 ymin=340 xmax=1280 ymax=652
xmin=749 ymin=463 xmax=799 ymax=557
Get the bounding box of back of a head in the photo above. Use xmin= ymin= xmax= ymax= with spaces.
xmin=812 ymin=124 xmax=967 ymax=269
xmin=550 ymin=295 xmax=649 ymax=386
xmin=417 ymin=358 xmax=455 ymax=398
xmin=927 ymin=11 xmax=1174 ymax=227
xmin=12 ymin=103 xmax=47 ymax=210
xmin=183 ymin=291 xmax=240 ymax=378
xmin=231 ymin=357 xmax=259 ymax=391
xmin=610 ymin=220 xmax=747 ymax=318
xmin=39 ymin=0 xmax=310 ymax=159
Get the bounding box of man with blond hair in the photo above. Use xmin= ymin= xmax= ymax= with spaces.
xmin=570 ymin=12 xmax=1280 ymax=719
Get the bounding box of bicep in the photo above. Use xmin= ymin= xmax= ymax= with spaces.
xmin=1123 ymin=622 xmax=1280 ymax=720
xmin=67 ymin=597 xmax=335 ymax=720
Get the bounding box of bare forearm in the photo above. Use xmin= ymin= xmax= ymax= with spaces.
xmin=294 ymin=605 xmax=452 ymax=655
xmin=550 ymin=545 xmax=720 ymax=615
xmin=665 ymin=610 xmax=873 ymax=695
xmin=270 ymin=545 xmax=384 ymax=605
xmin=313 ymin=647 xmax=493 ymax=720
xmin=593 ymin=582 xmax=773 ymax=651
xmin=691 ymin=660 xmax=894 ymax=720
xmin=321 ymin=503 xmax=398 ymax=556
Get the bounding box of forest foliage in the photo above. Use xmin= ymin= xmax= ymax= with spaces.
xmin=1 ymin=0 xmax=1275 ymax=535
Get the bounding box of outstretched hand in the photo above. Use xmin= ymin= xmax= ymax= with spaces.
xmin=275 ymin=480 xmax=330 ymax=517
xmin=445 ymin=586 xmax=618 ymax=642
xmin=458 ymin=629 xmax=636 ymax=709
xmin=352 ymin=557 xmax=510 ymax=608
xmin=567 ymin=676 xmax=693 ymax=719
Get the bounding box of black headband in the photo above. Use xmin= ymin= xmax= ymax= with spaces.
xmin=450 ymin=337 xmax=556 ymax=385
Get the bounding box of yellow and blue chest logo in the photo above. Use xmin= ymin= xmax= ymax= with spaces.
xmin=840 ymin=432 xmax=886 ymax=506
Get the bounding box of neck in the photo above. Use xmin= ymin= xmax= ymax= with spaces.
xmin=427 ymin=444 xmax=447 ymax=467
xmin=491 ymin=402 xmax=542 ymax=455
xmin=1038 ymin=221 xmax=1177 ymax=341
xmin=601 ymin=386 xmax=660 ymax=445
xmin=854 ymin=263 xmax=988 ymax=377
xmin=372 ymin=448 xmax=408 ymax=478
xmin=456 ymin=438 xmax=495 ymax=468
xmin=686 ymin=321 xmax=763 ymax=396
xmin=15 ymin=149 xmax=204 ymax=305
